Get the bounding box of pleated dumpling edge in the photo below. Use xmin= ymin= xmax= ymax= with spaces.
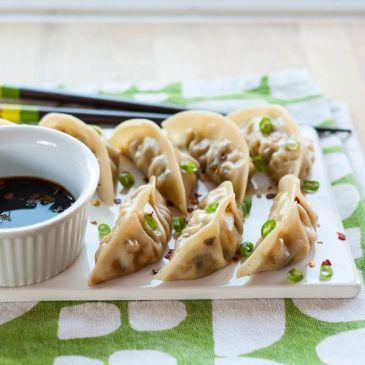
xmin=236 ymin=174 xmax=318 ymax=277
xmin=162 ymin=110 xmax=250 ymax=203
xmin=155 ymin=180 xmax=243 ymax=281
xmin=109 ymin=118 xmax=198 ymax=215
xmin=88 ymin=177 xmax=172 ymax=286
xmin=228 ymin=104 xmax=314 ymax=182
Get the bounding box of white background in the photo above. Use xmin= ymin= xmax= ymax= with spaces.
xmin=0 ymin=0 xmax=364 ymax=21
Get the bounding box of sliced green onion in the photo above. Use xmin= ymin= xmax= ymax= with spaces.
xmin=303 ymin=180 xmax=319 ymax=193
xmin=259 ymin=116 xmax=273 ymax=135
xmin=238 ymin=196 xmax=252 ymax=217
xmin=144 ymin=214 xmax=158 ymax=230
xmin=118 ymin=172 xmax=135 ymax=188
xmin=206 ymin=202 xmax=219 ymax=213
xmin=285 ymin=137 xmax=299 ymax=151
xmin=261 ymin=219 xmax=276 ymax=238
xmin=252 ymin=155 xmax=269 ymax=172
xmin=239 ymin=242 xmax=254 ymax=257
xmin=287 ymin=268 xmax=304 ymax=283
xmin=90 ymin=124 xmax=103 ymax=136
xmin=320 ymin=264 xmax=333 ymax=281
xmin=180 ymin=160 xmax=198 ymax=173
xmin=172 ymin=216 xmax=186 ymax=234
xmin=98 ymin=223 xmax=111 ymax=238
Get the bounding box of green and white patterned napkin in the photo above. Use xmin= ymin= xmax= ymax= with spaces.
xmin=1 ymin=70 xmax=365 ymax=365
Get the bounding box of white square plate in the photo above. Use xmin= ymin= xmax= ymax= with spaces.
xmin=0 ymin=126 xmax=360 ymax=301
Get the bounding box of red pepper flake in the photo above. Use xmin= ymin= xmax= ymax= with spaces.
xmin=114 ymin=198 xmax=122 ymax=205
xmin=321 ymin=259 xmax=332 ymax=266
xmin=4 ymin=192 xmax=14 ymax=200
xmin=90 ymin=220 xmax=97 ymax=225
xmin=92 ymin=199 xmax=101 ymax=207
xmin=194 ymin=192 xmax=201 ymax=198
xmin=295 ymin=197 xmax=300 ymax=204
xmin=143 ymin=176 xmax=149 ymax=183
xmin=220 ymin=152 xmax=227 ymax=161
xmin=266 ymin=193 xmax=276 ymax=199
xmin=190 ymin=196 xmax=199 ymax=205
xmin=187 ymin=207 xmax=194 ymax=213
xmin=164 ymin=249 xmax=174 ymax=260
xmin=152 ymin=268 xmax=159 ymax=275
xmin=200 ymin=173 xmax=210 ymax=182
xmin=232 ymin=252 xmax=241 ymax=262
xmin=337 ymin=232 xmax=346 ymax=241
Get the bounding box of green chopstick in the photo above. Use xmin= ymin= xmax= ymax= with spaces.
xmin=0 ymin=84 xmax=187 ymax=114
xmin=0 ymin=103 xmax=170 ymax=125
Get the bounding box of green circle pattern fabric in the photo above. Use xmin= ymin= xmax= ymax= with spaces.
xmin=1 ymin=70 xmax=364 ymax=365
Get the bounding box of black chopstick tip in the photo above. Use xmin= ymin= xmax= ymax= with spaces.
xmin=315 ymin=127 xmax=352 ymax=134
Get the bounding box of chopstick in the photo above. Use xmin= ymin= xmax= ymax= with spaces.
xmin=313 ymin=127 xmax=352 ymax=134
xmin=0 ymin=103 xmax=352 ymax=134
xmin=0 ymin=84 xmax=187 ymax=114
xmin=0 ymin=104 xmax=170 ymax=125
xmin=0 ymin=85 xmax=353 ymax=134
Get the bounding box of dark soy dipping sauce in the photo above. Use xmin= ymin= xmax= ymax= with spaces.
xmin=0 ymin=177 xmax=75 ymax=229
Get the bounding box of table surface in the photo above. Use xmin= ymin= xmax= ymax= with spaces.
xmin=0 ymin=20 xmax=364 ymax=151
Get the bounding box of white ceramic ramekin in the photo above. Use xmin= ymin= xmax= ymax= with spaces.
xmin=0 ymin=125 xmax=99 ymax=287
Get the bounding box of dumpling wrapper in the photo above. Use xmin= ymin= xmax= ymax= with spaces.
xmin=109 ymin=119 xmax=198 ymax=215
xmin=88 ymin=177 xmax=172 ymax=286
xmin=106 ymin=142 xmax=120 ymax=184
xmin=228 ymin=104 xmax=314 ymax=182
xmin=173 ymin=146 xmax=199 ymax=204
xmin=162 ymin=111 xmax=250 ymax=203
xmin=155 ymin=181 xmax=243 ymax=281
xmin=39 ymin=113 xmax=115 ymax=206
xmin=237 ymin=174 xmax=318 ymax=277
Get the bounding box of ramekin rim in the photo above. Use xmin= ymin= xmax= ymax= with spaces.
xmin=0 ymin=125 xmax=100 ymax=237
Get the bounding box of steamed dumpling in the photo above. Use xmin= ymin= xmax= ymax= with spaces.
xmin=228 ymin=105 xmax=314 ymax=182
xmin=237 ymin=174 xmax=318 ymax=277
xmin=88 ymin=177 xmax=172 ymax=286
xmin=155 ymin=181 xmax=243 ymax=281
xmin=162 ymin=111 xmax=250 ymax=203
xmin=109 ymin=119 xmax=198 ymax=214
xmin=39 ymin=113 xmax=115 ymax=205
